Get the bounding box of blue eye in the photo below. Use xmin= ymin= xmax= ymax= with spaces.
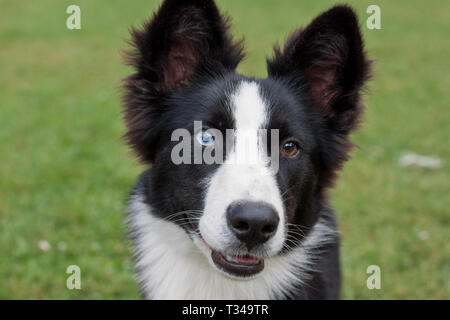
xmin=196 ymin=130 xmax=215 ymax=146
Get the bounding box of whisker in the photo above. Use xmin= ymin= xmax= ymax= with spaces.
xmin=163 ymin=209 xmax=203 ymax=222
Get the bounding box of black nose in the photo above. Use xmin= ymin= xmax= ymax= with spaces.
xmin=226 ymin=201 xmax=279 ymax=250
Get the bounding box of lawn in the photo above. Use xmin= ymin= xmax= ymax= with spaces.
xmin=0 ymin=0 xmax=448 ymax=299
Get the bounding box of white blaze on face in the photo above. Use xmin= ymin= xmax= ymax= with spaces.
xmin=199 ymin=81 xmax=285 ymax=256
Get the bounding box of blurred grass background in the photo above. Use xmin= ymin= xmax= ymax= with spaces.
xmin=0 ymin=0 xmax=449 ymax=299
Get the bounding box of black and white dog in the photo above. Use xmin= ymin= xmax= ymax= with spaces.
xmin=122 ymin=0 xmax=370 ymax=299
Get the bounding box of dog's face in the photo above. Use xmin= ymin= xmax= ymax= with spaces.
xmin=123 ymin=0 xmax=369 ymax=279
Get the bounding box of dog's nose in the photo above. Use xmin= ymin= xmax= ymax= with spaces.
xmin=226 ymin=201 xmax=279 ymax=250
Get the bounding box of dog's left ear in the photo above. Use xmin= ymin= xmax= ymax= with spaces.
xmin=267 ymin=5 xmax=371 ymax=135
xmin=123 ymin=0 xmax=244 ymax=163
xmin=128 ymin=0 xmax=244 ymax=93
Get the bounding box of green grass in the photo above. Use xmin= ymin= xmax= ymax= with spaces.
xmin=0 ymin=0 xmax=448 ymax=299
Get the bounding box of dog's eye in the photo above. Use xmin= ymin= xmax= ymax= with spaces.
xmin=281 ymin=141 xmax=299 ymax=157
xmin=195 ymin=130 xmax=215 ymax=146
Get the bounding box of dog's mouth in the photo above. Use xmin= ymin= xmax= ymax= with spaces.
xmin=195 ymin=236 xmax=264 ymax=278
xmin=211 ymin=250 xmax=264 ymax=278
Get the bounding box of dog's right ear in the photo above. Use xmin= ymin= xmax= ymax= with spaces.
xmin=123 ymin=0 xmax=244 ymax=162
xmin=267 ymin=6 xmax=371 ymax=188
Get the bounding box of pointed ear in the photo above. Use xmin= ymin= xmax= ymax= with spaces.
xmin=267 ymin=5 xmax=371 ymax=134
xmin=122 ymin=0 xmax=244 ymax=162
xmin=127 ymin=0 xmax=244 ymax=93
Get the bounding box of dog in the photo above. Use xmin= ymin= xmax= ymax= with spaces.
xmin=122 ymin=0 xmax=370 ymax=299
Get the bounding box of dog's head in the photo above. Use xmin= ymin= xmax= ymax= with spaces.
xmin=123 ymin=0 xmax=370 ymax=279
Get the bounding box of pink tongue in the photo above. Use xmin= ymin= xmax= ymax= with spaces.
xmin=235 ymin=255 xmax=259 ymax=264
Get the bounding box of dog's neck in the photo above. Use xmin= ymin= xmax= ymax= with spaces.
xmin=127 ymin=189 xmax=337 ymax=300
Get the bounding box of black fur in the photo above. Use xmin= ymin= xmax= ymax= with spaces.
xmin=123 ymin=0 xmax=370 ymax=299
xmin=123 ymin=0 xmax=244 ymax=163
xmin=267 ymin=5 xmax=371 ymax=189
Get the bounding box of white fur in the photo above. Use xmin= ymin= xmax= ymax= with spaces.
xmin=199 ymin=81 xmax=285 ymax=258
xmin=128 ymin=194 xmax=337 ymax=300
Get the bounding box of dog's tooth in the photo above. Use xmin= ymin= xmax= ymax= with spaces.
xmin=225 ymin=254 xmax=239 ymax=264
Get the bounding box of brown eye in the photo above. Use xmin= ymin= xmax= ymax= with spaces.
xmin=282 ymin=141 xmax=299 ymax=157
